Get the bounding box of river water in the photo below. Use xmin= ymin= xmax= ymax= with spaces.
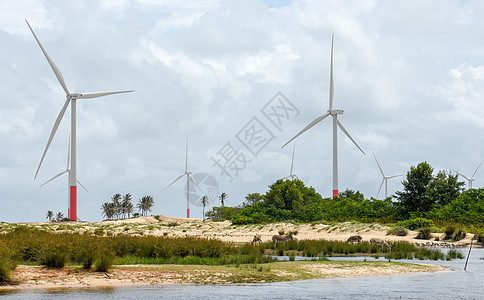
xmin=2 ymin=248 xmax=483 ymax=299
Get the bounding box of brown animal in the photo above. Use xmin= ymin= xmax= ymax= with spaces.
xmin=272 ymin=235 xmax=294 ymax=249
xmin=370 ymin=238 xmax=391 ymax=252
xmin=252 ymin=234 xmax=262 ymax=244
xmin=347 ymin=235 xmax=363 ymax=243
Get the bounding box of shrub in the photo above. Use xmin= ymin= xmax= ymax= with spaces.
xmin=95 ymin=250 xmax=114 ymax=272
xmin=231 ymin=215 xmax=254 ymax=225
xmin=474 ymin=232 xmax=484 ymax=244
xmin=0 ymin=244 xmax=17 ymax=284
xmin=416 ymin=227 xmax=432 ymax=240
xmin=398 ymin=218 xmax=433 ymax=230
xmin=443 ymin=225 xmax=456 ymax=240
xmin=278 ymin=230 xmax=285 ymax=235
xmin=387 ymin=226 xmax=408 ymax=236
xmin=453 ymin=229 xmax=466 ymax=241
xmin=39 ymin=244 xmax=69 ymax=268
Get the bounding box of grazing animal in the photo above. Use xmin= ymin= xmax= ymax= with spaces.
xmin=252 ymin=234 xmax=262 ymax=244
xmin=272 ymin=235 xmax=294 ymax=249
xmin=370 ymin=238 xmax=391 ymax=252
xmin=347 ymin=235 xmax=363 ymax=243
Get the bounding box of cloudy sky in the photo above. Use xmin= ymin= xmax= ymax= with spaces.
xmin=1 ymin=0 xmax=484 ymax=222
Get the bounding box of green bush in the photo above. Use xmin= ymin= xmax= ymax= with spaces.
xmin=0 ymin=244 xmax=17 ymax=284
xmin=443 ymin=225 xmax=456 ymax=240
xmin=397 ymin=218 xmax=433 ymax=230
xmin=453 ymin=229 xmax=466 ymax=241
xmin=95 ymin=250 xmax=114 ymax=272
xmin=416 ymin=227 xmax=432 ymax=240
xmin=39 ymin=244 xmax=69 ymax=268
xmin=474 ymin=232 xmax=484 ymax=244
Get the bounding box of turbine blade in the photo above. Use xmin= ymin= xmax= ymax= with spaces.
xmin=377 ymin=179 xmax=384 ymax=198
xmin=471 ymin=161 xmax=483 ymax=179
xmin=337 ymin=119 xmax=365 ymax=155
xmin=282 ymin=176 xmax=290 ymax=180
xmin=452 ymin=170 xmax=470 ymax=181
xmin=282 ymin=112 xmax=331 ymax=148
xmin=76 ymin=90 xmax=134 ymax=99
xmin=387 ymin=174 xmax=402 ymax=179
xmin=329 ymin=34 xmax=334 ymax=111
xmin=164 ymin=174 xmax=185 ymax=190
xmin=372 ymin=152 xmax=385 ymax=176
xmin=188 ymin=175 xmax=202 ymax=192
xmin=290 ymin=143 xmax=296 ymax=175
xmin=40 ymin=170 xmax=68 ymax=187
xmin=25 ymin=20 xmax=70 ymax=95
xmin=77 ymin=180 xmax=88 ymax=192
xmin=35 ymin=98 xmax=70 ymax=179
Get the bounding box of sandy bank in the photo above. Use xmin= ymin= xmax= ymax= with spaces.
xmin=1 ymin=261 xmax=445 ymax=291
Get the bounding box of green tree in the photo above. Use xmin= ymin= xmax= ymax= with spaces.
xmin=219 ymin=192 xmax=228 ymax=207
xmin=137 ymin=195 xmax=154 ymax=216
xmin=111 ymin=193 xmax=122 ymax=219
xmin=122 ymin=193 xmax=133 ymax=219
xmin=46 ymin=210 xmax=54 ymax=222
xmin=101 ymin=202 xmax=115 ymax=220
xmin=56 ymin=212 xmax=64 ymax=222
xmin=427 ymin=170 xmax=464 ymax=207
xmin=395 ymin=162 xmax=434 ymax=218
xmin=201 ymin=196 xmax=208 ymax=219
xmin=243 ymin=193 xmax=264 ymax=207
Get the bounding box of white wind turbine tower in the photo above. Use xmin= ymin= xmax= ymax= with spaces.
xmin=27 ymin=20 xmax=134 ymax=221
xmin=373 ymin=152 xmax=401 ymax=199
xmin=453 ymin=161 xmax=483 ymax=189
xmin=282 ymin=143 xmax=298 ymax=180
xmin=282 ymin=34 xmax=365 ymax=197
xmin=40 ymin=134 xmax=88 ymax=211
xmin=164 ymin=138 xmax=202 ymax=218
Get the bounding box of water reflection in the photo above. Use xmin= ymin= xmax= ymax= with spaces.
xmin=2 ymin=248 xmax=483 ymax=299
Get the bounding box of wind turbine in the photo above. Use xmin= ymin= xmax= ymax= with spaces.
xmin=40 ymin=134 xmax=88 ymax=212
xmin=453 ymin=161 xmax=483 ymax=189
xmin=27 ymin=20 xmax=134 ymax=221
xmin=282 ymin=34 xmax=365 ymax=197
xmin=282 ymin=143 xmax=298 ymax=180
xmin=164 ymin=138 xmax=202 ymax=218
xmin=373 ymin=152 xmax=401 ymax=199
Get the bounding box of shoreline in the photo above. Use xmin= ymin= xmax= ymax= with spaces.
xmin=1 ymin=261 xmax=446 ymax=291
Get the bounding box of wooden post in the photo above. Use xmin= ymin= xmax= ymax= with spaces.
xmin=464 ymin=238 xmax=473 ymax=271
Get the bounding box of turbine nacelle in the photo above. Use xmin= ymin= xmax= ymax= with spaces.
xmin=329 ymin=109 xmax=343 ymax=115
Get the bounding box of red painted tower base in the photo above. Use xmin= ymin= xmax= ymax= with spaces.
xmin=69 ymin=186 xmax=77 ymax=221
xmin=187 ymin=208 xmax=190 ymax=219
xmin=333 ymin=189 xmax=339 ymax=198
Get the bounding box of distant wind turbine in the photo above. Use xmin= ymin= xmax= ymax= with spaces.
xmin=282 ymin=34 xmax=365 ymax=197
xmin=453 ymin=161 xmax=483 ymax=189
xmin=164 ymin=138 xmax=202 ymax=218
xmin=40 ymin=134 xmax=88 ymax=212
xmin=282 ymin=143 xmax=298 ymax=180
xmin=373 ymin=152 xmax=401 ymax=199
xmin=27 ymin=20 xmax=134 ymax=221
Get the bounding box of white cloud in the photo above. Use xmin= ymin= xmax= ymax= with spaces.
xmin=2 ymin=0 xmax=484 ymax=222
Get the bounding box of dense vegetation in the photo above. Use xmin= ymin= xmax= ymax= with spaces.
xmin=206 ymin=162 xmax=484 ymax=228
xmin=0 ymin=225 xmax=461 ymax=283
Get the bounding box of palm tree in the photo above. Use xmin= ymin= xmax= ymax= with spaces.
xmin=122 ymin=193 xmax=133 ymax=219
xmin=111 ymin=193 xmax=122 ymax=219
xmin=201 ymin=196 xmax=208 ymax=220
xmin=46 ymin=210 xmax=54 ymax=222
xmin=137 ymin=195 xmax=154 ymax=216
xmin=101 ymin=202 xmax=115 ymax=220
xmin=56 ymin=212 xmax=64 ymax=222
xmin=219 ymin=192 xmax=228 ymax=207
